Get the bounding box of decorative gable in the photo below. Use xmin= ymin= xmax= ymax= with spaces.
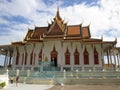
xmin=47 ymin=21 xmax=64 ymax=35
xmin=47 ymin=9 xmax=66 ymax=36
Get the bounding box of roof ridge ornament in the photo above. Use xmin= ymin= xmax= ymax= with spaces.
xmin=54 ymin=0 xmax=62 ymax=21
xmin=57 ymin=0 xmax=59 ymax=12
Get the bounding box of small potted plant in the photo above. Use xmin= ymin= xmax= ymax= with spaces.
xmin=0 ymin=82 xmax=6 ymax=89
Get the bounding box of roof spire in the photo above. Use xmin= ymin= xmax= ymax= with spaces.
xmin=57 ymin=0 xmax=59 ymax=12
xmin=54 ymin=0 xmax=62 ymax=21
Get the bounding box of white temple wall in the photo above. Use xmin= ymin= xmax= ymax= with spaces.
xmin=18 ymin=46 xmax=24 ymax=65
xmin=26 ymin=45 xmax=32 ymax=66
xmin=43 ymin=40 xmax=53 ymax=62
xmin=56 ymin=41 xmax=63 ymax=67
xmin=80 ymin=44 xmax=84 ymax=67
xmin=86 ymin=44 xmax=94 ymax=67
xmin=12 ymin=41 xmax=103 ymax=69
xmin=72 ymin=42 xmax=82 ymax=67
xmin=35 ymin=43 xmax=42 ymax=66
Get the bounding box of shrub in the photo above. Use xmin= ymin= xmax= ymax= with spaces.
xmin=0 ymin=82 xmax=6 ymax=87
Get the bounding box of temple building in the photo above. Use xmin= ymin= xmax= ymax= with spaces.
xmin=0 ymin=9 xmax=120 ymax=71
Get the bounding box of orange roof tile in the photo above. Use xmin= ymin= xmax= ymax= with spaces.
xmin=82 ymin=27 xmax=90 ymax=38
xmin=67 ymin=25 xmax=81 ymax=35
xmin=31 ymin=27 xmax=48 ymax=39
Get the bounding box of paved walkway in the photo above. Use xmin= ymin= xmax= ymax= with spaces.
xmin=49 ymin=84 xmax=120 ymax=90
xmin=2 ymin=83 xmax=54 ymax=90
xmin=2 ymin=83 xmax=120 ymax=90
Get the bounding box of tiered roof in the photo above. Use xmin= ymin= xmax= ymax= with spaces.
xmin=21 ymin=9 xmax=91 ymax=42
xmin=11 ymin=9 xmax=116 ymax=49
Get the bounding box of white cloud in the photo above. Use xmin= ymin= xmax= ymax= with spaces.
xmin=60 ymin=0 xmax=120 ymax=46
xmin=0 ymin=17 xmax=9 ymax=24
xmin=0 ymin=0 xmax=120 ymax=47
xmin=0 ymin=28 xmax=27 ymax=45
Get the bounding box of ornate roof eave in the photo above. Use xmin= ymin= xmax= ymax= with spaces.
xmin=11 ymin=41 xmax=25 ymax=46
xmin=64 ymin=37 xmax=82 ymax=40
xmin=44 ymin=36 xmax=63 ymax=40
xmin=63 ymin=39 xmax=116 ymax=45
xmin=83 ymin=38 xmax=102 ymax=42
xmin=0 ymin=45 xmax=14 ymax=52
xmin=25 ymin=39 xmax=43 ymax=43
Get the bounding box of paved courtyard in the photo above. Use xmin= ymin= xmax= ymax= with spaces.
xmin=3 ymin=83 xmax=54 ymax=90
xmin=2 ymin=83 xmax=120 ymax=90
xmin=49 ymin=84 xmax=120 ymax=90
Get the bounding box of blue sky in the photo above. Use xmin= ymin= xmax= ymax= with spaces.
xmin=0 ymin=0 xmax=120 ymax=65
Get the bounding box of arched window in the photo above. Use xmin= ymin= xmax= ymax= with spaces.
xmin=15 ymin=47 xmax=19 ymax=65
xmin=39 ymin=48 xmax=42 ymax=62
xmin=30 ymin=50 xmax=33 ymax=65
xmin=74 ymin=48 xmax=79 ymax=65
xmin=94 ymin=47 xmax=99 ymax=64
xmin=24 ymin=51 xmax=27 ymax=65
xmin=83 ymin=47 xmax=89 ymax=65
xmin=65 ymin=48 xmax=70 ymax=65
xmin=51 ymin=46 xmax=58 ymax=67
xmin=33 ymin=53 xmax=36 ymax=65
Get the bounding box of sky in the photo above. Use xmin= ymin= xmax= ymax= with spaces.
xmin=0 ymin=0 xmax=120 ymax=65
xmin=0 ymin=0 xmax=120 ymax=46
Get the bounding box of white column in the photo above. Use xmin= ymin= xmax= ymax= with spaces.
xmin=4 ymin=51 xmax=7 ymax=69
xmin=101 ymin=46 xmax=104 ymax=69
xmin=81 ymin=44 xmax=85 ymax=68
xmin=117 ymin=53 xmax=119 ymax=68
xmin=109 ymin=49 xmax=113 ymax=69
xmin=91 ymin=44 xmax=94 ymax=69
xmin=41 ymin=43 xmax=44 ymax=71
xmin=31 ymin=44 xmax=35 ymax=71
xmin=118 ymin=50 xmax=120 ymax=69
xmin=12 ymin=48 xmax=16 ymax=70
xmin=60 ymin=41 xmax=64 ymax=71
xmin=22 ymin=46 xmax=25 ymax=70
xmin=70 ymin=42 xmax=74 ymax=71
xmin=4 ymin=50 xmax=9 ymax=70
xmin=106 ymin=50 xmax=110 ymax=68
xmin=113 ymin=49 xmax=117 ymax=69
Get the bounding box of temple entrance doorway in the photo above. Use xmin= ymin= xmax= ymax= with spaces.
xmin=51 ymin=46 xmax=58 ymax=67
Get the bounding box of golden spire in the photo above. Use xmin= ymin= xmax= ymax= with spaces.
xmin=57 ymin=0 xmax=59 ymax=12
xmin=54 ymin=0 xmax=62 ymax=21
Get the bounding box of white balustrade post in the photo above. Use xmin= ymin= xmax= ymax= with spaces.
xmin=63 ymin=69 xmax=66 ymax=79
xmin=82 ymin=67 xmax=84 ymax=71
xmin=60 ymin=66 xmax=63 ymax=71
xmin=6 ymin=69 xmax=9 ymax=75
xmin=27 ymin=69 xmax=30 ymax=77
xmin=89 ymin=69 xmax=92 ymax=79
xmin=76 ymin=69 xmax=79 ymax=79
xmin=16 ymin=69 xmax=19 ymax=76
